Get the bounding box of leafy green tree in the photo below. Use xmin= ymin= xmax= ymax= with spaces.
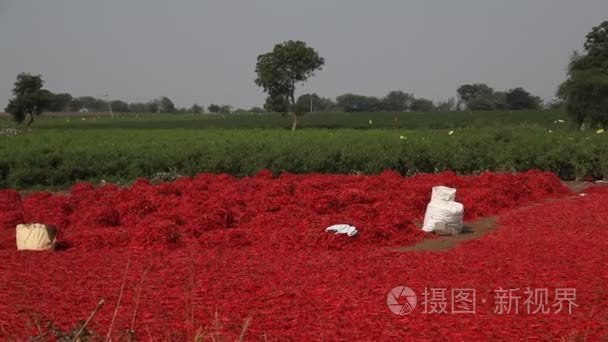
xmin=128 ymin=102 xmax=148 ymax=113
xmin=296 ymin=94 xmax=336 ymax=113
xmin=559 ymin=67 xmax=608 ymax=129
xmin=491 ymin=92 xmax=508 ymax=110
xmin=47 ymin=93 xmax=73 ymax=112
xmin=5 ymin=73 xmax=52 ymax=126
xmin=583 ymin=20 xmax=608 ymax=67
xmin=157 ymin=97 xmax=175 ymax=113
xmin=410 ymin=98 xmax=435 ymax=112
xmin=545 ymin=99 xmax=565 ymax=110
xmin=68 ymin=98 xmax=82 ymax=112
xmin=467 ymin=96 xmax=496 ymax=111
xmin=208 ymin=104 xmax=221 ymax=113
xmin=249 ymin=107 xmax=265 ymax=113
xmin=457 ymin=83 xmax=494 ymax=103
xmin=263 ymin=95 xmax=289 ymax=113
xmin=381 ymin=90 xmax=414 ymax=111
xmin=146 ymin=101 xmax=158 ymax=113
xmin=77 ymin=96 xmax=106 ymax=111
xmin=456 ymin=84 xmax=511 ymax=111
xmin=191 ymin=104 xmax=203 ymax=114
xmin=110 ymin=100 xmax=130 ymax=112
xmin=336 ymin=94 xmax=382 ymax=112
xmin=255 ymin=40 xmax=324 ymax=130
xmin=558 ymin=20 xmax=608 ymax=129
xmin=218 ymin=105 xmax=232 ymax=114
xmin=505 ymin=88 xmax=541 ymax=110
xmin=436 ymin=97 xmax=457 ymax=112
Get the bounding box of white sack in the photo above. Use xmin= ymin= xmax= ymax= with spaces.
xmin=431 ymin=186 xmax=457 ymax=202
xmin=422 ymin=201 xmax=464 ymax=234
xmin=16 ymin=223 xmax=57 ymax=251
xmin=422 ymin=186 xmax=464 ymax=234
xmin=325 ymin=224 xmax=358 ymax=237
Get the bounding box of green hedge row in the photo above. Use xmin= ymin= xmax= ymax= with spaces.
xmin=1 ymin=127 xmax=606 ymax=189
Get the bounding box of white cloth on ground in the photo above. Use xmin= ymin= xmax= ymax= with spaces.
xmin=325 ymin=224 xmax=358 ymax=237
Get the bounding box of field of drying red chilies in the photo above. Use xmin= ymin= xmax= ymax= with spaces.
xmin=0 ymin=170 xmax=607 ymax=340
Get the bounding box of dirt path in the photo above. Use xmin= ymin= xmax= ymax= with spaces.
xmin=395 ymin=181 xmax=600 ymax=253
xmin=397 ymin=217 xmax=497 ymax=252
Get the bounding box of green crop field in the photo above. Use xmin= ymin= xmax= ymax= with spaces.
xmin=0 ymin=110 xmax=572 ymax=130
xmin=1 ymin=110 xmax=606 ymax=189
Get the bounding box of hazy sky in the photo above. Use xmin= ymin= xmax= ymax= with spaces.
xmin=1 ymin=0 xmax=607 ymax=109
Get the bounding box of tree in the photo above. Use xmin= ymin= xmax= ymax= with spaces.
xmin=457 ymin=83 xmax=494 ymax=103
xmin=410 ymin=98 xmax=435 ymax=112
xmin=336 ymin=94 xmax=382 ymax=112
xmin=68 ymin=98 xmax=83 ymax=112
xmin=144 ymin=101 xmax=157 ymax=113
xmin=456 ymin=84 xmax=510 ymax=111
xmin=467 ymin=96 xmax=497 ymax=111
xmin=559 ymin=66 xmax=608 ymax=129
xmin=263 ymin=95 xmax=289 ymax=113
xmin=545 ymin=99 xmax=565 ymax=110
xmin=191 ymin=104 xmax=203 ymax=114
xmin=558 ymin=20 xmax=608 ymax=129
xmin=296 ymin=94 xmax=335 ymax=113
xmin=77 ymin=96 xmax=105 ymax=112
xmin=491 ymin=92 xmax=508 ymax=110
xmin=47 ymin=93 xmax=73 ymax=112
xmin=208 ymin=104 xmax=221 ymax=113
xmin=436 ymin=97 xmax=457 ymax=112
xmin=381 ymin=90 xmax=414 ymax=111
xmin=129 ymin=102 xmax=148 ymax=113
xmin=255 ymin=40 xmax=324 ymax=130
xmin=505 ymin=88 xmax=541 ymax=110
xmin=583 ymin=20 xmax=608 ymax=67
xmin=109 ymin=100 xmax=130 ymax=112
xmin=5 ymin=73 xmax=52 ymax=127
xmin=218 ymin=105 xmax=232 ymax=114
xmin=249 ymin=107 xmax=265 ymax=113
xmin=157 ymin=97 xmax=175 ymax=113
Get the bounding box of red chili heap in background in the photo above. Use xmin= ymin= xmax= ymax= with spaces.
xmin=1 ymin=170 xmax=606 ymax=340
xmin=0 ymin=170 xmax=569 ymax=252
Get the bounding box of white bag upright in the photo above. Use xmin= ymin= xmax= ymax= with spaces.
xmin=422 ymin=186 xmax=464 ymax=235
xmin=16 ymin=223 xmax=57 ymax=251
xmin=430 ymin=186 xmax=457 ymax=202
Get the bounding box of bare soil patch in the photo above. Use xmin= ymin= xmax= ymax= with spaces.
xmin=397 ymin=216 xmax=498 ymax=252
